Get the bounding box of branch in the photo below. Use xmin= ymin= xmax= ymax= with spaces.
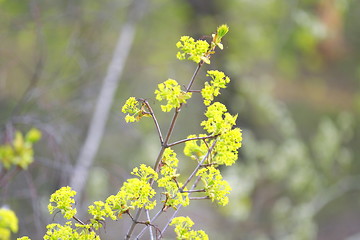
xmin=189 ymin=196 xmax=210 ymax=200
xmin=69 ymin=0 xmax=148 ymax=203
xmin=167 ymin=134 xmax=218 ymax=148
xmin=141 ymin=99 xmax=164 ymax=144
xmin=180 ymin=140 xmax=217 ymax=192
xmin=127 ymin=56 xmax=204 ymax=240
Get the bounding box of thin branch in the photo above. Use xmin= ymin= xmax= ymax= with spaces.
xmin=152 ymin=64 xmax=203 ymax=173
xmin=180 ymin=189 xmax=206 ymax=193
xmin=141 ymin=99 xmax=164 ymax=144
xmin=167 ymin=134 xmax=218 ymax=148
xmin=73 ymin=216 xmax=87 ymax=226
xmin=136 ymin=208 xmax=163 ymax=239
xmin=145 ymin=209 xmax=154 ymax=240
xmin=189 ymin=196 xmax=210 ymax=200
xmin=125 ymin=207 xmax=143 ymax=240
xmin=180 ymin=140 xmax=217 ymax=192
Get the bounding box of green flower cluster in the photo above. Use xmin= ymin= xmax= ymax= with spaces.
xmin=88 ymin=164 xmax=158 ymax=224
xmin=201 ymin=102 xmax=237 ymax=135
xmin=176 ymin=24 xmax=229 ymax=65
xmin=197 ymin=166 xmax=232 ymax=206
xmin=157 ymin=148 xmax=189 ymax=209
xmin=176 ymin=36 xmax=210 ymax=64
xmin=43 ymin=222 xmax=100 ymax=240
xmin=48 ymin=186 xmax=77 ymax=219
xmin=121 ymin=97 xmax=150 ymax=122
xmin=201 ymin=70 xmax=230 ymax=106
xmin=0 ymin=208 xmax=18 ymax=240
xmin=170 ymin=216 xmax=209 ymax=240
xmin=0 ymin=128 xmax=41 ymax=170
xmin=155 ymin=79 xmax=192 ymax=112
xmin=183 ymin=134 xmax=209 ymax=161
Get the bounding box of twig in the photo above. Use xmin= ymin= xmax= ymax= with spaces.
xmin=136 ymin=209 xmax=163 ymax=239
xmin=180 ymin=189 xmax=206 ymax=193
xmin=73 ymin=215 xmax=87 ymax=226
xmin=180 ymin=140 xmax=217 ymax=192
xmin=189 ymin=196 xmax=210 ymax=200
xmin=141 ymin=99 xmax=164 ymax=144
xmin=167 ymin=134 xmax=218 ymax=148
xmin=145 ymin=209 xmax=154 ymax=240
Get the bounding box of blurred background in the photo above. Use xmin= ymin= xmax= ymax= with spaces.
xmin=1 ymin=0 xmax=360 ymax=239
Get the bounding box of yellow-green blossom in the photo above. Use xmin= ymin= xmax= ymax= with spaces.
xmin=170 ymin=216 xmax=209 ymax=240
xmin=48 ymin=186 xmax=77 ymax=219
xmin=155 ymin=79 xmax=192 ymax=112
xmin=0 ymin=208 xmax=18 ymax=240
xmin=201 ymin=70 xmax=230 ymax=106
xmin=197 ymin=166 xmax=231 ymax=206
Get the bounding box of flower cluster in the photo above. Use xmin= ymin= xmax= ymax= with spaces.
xmin=122 ymin=97 xmax=150 ymax=122
xmin=183 ymin=134 xmax=209 ymax=161
xmin=201 ymin=102 xmax=238 ymax=135
xmin=88 ymin=164 xmax=158 ymax=224
xmin=48 ymin=186 xmax=77 ymax=219
xmin=201 ymin=70 xmax=230 ymax=106
xmin=155 ymin=79 xmax=192 ymax=112
xmin=43 ymin=222 xmax=100 ymax=240
xmin=196 ymin=166 xmax=232 ymax=206
xmin=176 ymin=36 xmax=210 ymax=64
xmin=0 ymin=128 xmax=41 ymax=170
xmin=0 ymin=208 xmax=18 ymax=240
xmin=170 ymin=216 xmax=209 ymax=240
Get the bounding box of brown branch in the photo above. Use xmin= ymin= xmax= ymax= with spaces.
xmin=189 ymin=196 xmax=210 ymax=200
xmin=180 ymin=140 xmax=217 ymax=192
xmin=167 ymin=134 xmax=218 ymax=148
xmin=141 ymin=99 xmax=164 ymax=144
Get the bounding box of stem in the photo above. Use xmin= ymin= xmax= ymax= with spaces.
xmin=73 ymin=216 xmax=87 ymax=226
xmin=145 ymin=209 xmax=154 ymax=240
xmin=136 ymin=209 xmax=163 ymax=239
xmin=142 ymin=99 xmax=164 ymax=144
xmin=180 ymin=189 xmax=205 ymax=193
xmin=167 ymin=134 xmax=218 ymax=148
xmin=180 ymin=140 xmax=217 ymax=192
xmin=189 ymin=196 xmax=210 ymax=200
xmin=125 ymin=208 xmax=143 ymax=240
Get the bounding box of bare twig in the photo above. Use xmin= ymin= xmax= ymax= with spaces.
xmin=145 ymin=209 xmax=154 ymax=240
xmin=141 ymin=99 xmax=164 ymax=144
